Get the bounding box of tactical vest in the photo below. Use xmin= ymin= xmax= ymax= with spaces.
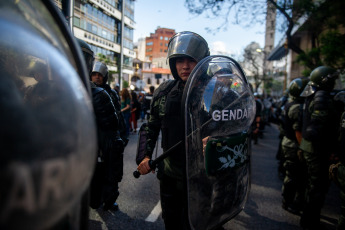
xmin=161 ymin=81 xmax=185 ymax=160
xmin=302 ymin=90 xmax=340 ymax=153
xmin=283 ymin=101 xmax=299 ymax=142
xmin=91 ymin=86 xmax=118 ymax=131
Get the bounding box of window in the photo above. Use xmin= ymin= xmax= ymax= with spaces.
xmin=146 ymin=42 xmax=153 ymax=46
xmin=147 ymin=78 xmax=151 ymax=85
xmin=160 ymin=36 xmax=163 ymax=40
xmin=165 ymin=37 xmax=169 ymax=40
xmin=73 ymin=17 xmax=80 ymax=27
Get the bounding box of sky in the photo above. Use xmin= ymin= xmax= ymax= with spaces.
xmin=133 ymin=0 xmax=265 ymax=59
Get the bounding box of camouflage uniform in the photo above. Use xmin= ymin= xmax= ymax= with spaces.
xmin=300 ymin=90 xmax=339 ymax=228
xmin=330 ymin=110 xmax=345 ymax=230
xmin=281 ymin=97 xmax=305 ymax=213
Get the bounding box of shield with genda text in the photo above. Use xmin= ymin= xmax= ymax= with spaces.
xmin=182 ymin=55 xmax=256 ymax=230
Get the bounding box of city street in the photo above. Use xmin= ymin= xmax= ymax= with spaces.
xmin=89 ymin=120 xmax=341 ymax=230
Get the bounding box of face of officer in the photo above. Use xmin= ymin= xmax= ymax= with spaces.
xmin=175 ymin=56 xmax=197 ymax=82
xmin=91 ymin=72 xmax=104 ymax=86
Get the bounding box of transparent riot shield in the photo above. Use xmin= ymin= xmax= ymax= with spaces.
xmin=183 ymin=56 xmax=256 ymax=230
xmin=0 ymin=1 xmax=97 ymax=229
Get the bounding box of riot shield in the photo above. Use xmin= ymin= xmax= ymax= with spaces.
xmin=183 ymin=55 xmax=255 ymax=230
xmin=0 ymin=1 xmax=97 ymax=229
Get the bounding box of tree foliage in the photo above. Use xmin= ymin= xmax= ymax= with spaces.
xmin=185 ymin=0 xmax=345 ymax=70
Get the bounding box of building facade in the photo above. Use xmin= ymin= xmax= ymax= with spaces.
xmin=130 ymin=27 xmax=175 ymax=93
xmin=145 ymin=27 xmax=175 ymax=61
xmin=54 ymin=0 xmax=135 ymax=87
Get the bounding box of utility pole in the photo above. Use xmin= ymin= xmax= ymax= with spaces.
xmin=283 ymin=39 xmax=288 ymax=92
xmin=61 ymin=0 xmax=74 ymax=33
xmin=119 ymin=0 xmax=125 ymax=91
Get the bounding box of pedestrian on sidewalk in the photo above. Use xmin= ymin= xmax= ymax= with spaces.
xmin=129 ymin=90 xmax=140 ymax=133
xmin=121 ymin=88 xmax=131 ymax=138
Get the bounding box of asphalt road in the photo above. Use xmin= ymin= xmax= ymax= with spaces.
xmin=89 ymin=121 xmax=341 ymax=230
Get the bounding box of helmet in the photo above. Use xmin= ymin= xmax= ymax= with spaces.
xmin=288 ymin=77 xmax=309 ymax=99
xmin=92 ymin=61 xmax=109 ymax=84
xmin=167 ymin=31 xmax=210 ymax=79
xmin=0 ymin=1 xmax=97 ymax=229
xmin=76 ymin=38 xmax=94 ymax=76
xmin=301 ymin=66 xmax=338 ymax=97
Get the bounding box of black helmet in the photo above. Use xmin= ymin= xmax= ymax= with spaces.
xmin=92 ymin=61 xmax=109 ymax=84
xmin=288 ymin=77 xmax=309 ymax=99
xmin=0 ymin=1 xmax=97 ymax=229
xmin=76 ymin=38 xmax=94 ymax=76
xmin=301 ymin=66 xmax=338 ymax=97
xmin=167 ymin=31 xmax=210 ymax=79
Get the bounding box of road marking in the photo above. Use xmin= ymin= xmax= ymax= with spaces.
xmin=145 ymin=200 xmax=162 ymax=222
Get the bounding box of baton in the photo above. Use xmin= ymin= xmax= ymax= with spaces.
xmin=133 ymin=91 xmax=250 ymax=178
xmin=133 ymin=140 xmax=182 ymax=178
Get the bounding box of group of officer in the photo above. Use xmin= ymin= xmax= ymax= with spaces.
xmin=77 ymin=39 xmax=127 ymax=212
xmin=279 ymin=66 xmax=345 ymax=229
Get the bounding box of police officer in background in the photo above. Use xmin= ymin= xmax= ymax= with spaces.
xmin=136 ymin=31 xmax=210 ymax=230
xmin=89 ymin=61 xmax=125 ymax=211
xmin=252 ymin=92 xmax=263 ymax=144
xmin=281 ymin=78 xmax=308 ymax=215
xmin=299 ymin=66 xmax=340 ymax=229
xmin=91 ymin=62 xmax=128 ymax=145
xmin=329 ymin=90 xmax=345 ymax=230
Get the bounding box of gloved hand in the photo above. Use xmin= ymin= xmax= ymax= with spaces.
xmin=329 ymin=162 xmax=340 ymax=181
xmin=137 ymin=156 xmax=154 ymax=175
xmin=297 ymin=149 xmax=304 ymax=162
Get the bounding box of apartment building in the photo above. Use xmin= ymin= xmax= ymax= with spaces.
xmin=54 ymin=0 xmax=135 ymax=86
xmin=131 ymin=27 xmax=176 ymax=92
xmin=145 ymin=27 xmax=175 ymax=61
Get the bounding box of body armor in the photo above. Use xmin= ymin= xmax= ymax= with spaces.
xmin=161 ymin=81 xmax=185 ymax=179
xmin=283 ymin=101 xmax=300 ymax=142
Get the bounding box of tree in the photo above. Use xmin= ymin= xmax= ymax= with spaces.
xmin=185 ymin=0 xmax=345 ymax=70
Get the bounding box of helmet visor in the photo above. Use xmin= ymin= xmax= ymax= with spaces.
xmin=167 ymin=32 xmax=209 ymax=62
xmin=300 ymin=84 xmax=316 ymax=97
xmin=92 ymin=62 xmax=108 ymax=78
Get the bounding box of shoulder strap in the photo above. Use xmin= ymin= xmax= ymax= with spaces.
xmin=152 ymin=80 xmax=177 ymax=104
xmin=91 ymin=86 xmax=105 ymax=95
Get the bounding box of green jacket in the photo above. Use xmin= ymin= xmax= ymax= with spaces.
xmin=282 ymin=98 xmax=302 ymax=149
xmin=144 ymin=80 xmax=184 ymax=180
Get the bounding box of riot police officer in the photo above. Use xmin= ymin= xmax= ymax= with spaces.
xmin=281 ymin=77 xmax=308 ymax=214
xmin=329 ymin=90 xmax=345 ymax=230
xmin=299 ymin=66 xmax=340 ymax=229
xmin=89 ymin=61 xmax=125 ymax=211
xmin=0 ymin=1 xmax=97 ymax=229
xmin=137 ymin=31 xmax=210 ymax=230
